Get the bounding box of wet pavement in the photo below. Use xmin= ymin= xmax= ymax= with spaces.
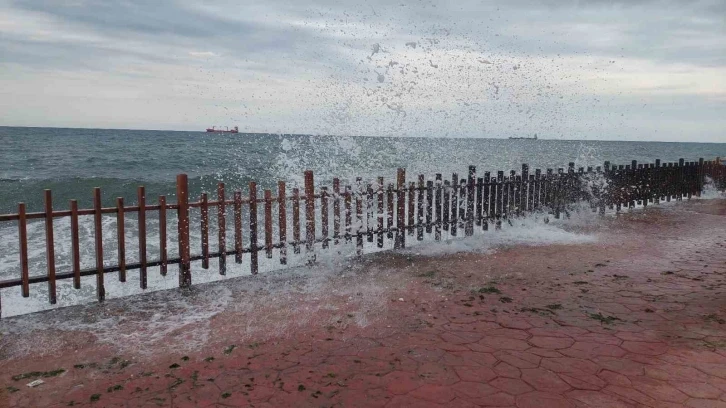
xmin=2 ymin=198 xmax=726 ymax=407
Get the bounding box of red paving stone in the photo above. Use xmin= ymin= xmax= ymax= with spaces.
xmin=1 ymin=198 xmax=726 ymax=407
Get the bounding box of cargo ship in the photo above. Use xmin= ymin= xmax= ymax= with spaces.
xmin=509 ymin=134 xmax=537 ymax=140
xmin=206 ymin=126 xmax=239 ymax=133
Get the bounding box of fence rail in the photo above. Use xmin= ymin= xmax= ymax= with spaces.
xmin=1 ymin=157 xmax=724 ymax=317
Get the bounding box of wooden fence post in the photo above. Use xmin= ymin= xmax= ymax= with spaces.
xmin=435 ymin=174 xmax=443 ymax=239
xmin=377 ymin=177 xmax=384 ymax=248
xmin=116 ymin=197 xmax=126 ymax=283
xmin=417 ymin=175 xmax=425 ymax=240
xmin=321 ymin=187 xmax=329 ymax=249
xmin=279 ymin=181 xmax=287 ymax=264
xmin=293 ymin=188 xmax=301 ymax=252
xmin=698 ymin=158 xmax=705 ymax=196
xmin=483 ymin=172 xmax=491 ymax=229
xmin=466 ymin=166 xmax=475 ymax=236
xmin=234 ymin=191 xmax=243 ymax=263
xmin=159 ymin=195 xmax=168 ymax=276
xmin=451 ymin=173 xmax=459 ymax=236
xmin=176 ymin=174 xmax=191 ymax=288
xmin=201 ymin=193 xmax=209 ymax=269
xmin=265 ymin=189 xmax=273 ymax=257
xmin=138 ymin=186 xmax=147 ymax=289
xmin=217 ymin=183 xmax=226 ymax=275
xmin=92 ymin=188 xmax=105 ymax=301
xmin=44 ymin=190 xmax=57 ymax=304
xmin=395 ymin=168 xmax=406 ymax=249
xmin=249 ymin=182 xmax=258 ymax=274
xmin=304 ymin=170 xmax=315 ymax=251
xmin=333 ymin=178 xmax=341 ymax=245
xmin=18 ymin=203 xmax=30 ymax=297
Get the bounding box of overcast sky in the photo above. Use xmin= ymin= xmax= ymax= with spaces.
xmin=0 ymin=0 xmax=724 ymax=142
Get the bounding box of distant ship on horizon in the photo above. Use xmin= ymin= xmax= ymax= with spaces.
xmin=206 ymin=126 xmax=239 ymax=133
xmin=509 ymin=133 xmax=538 ymax=140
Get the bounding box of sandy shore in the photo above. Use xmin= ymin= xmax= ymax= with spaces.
xmin=1 ymin=197 xmax=726 ymax=407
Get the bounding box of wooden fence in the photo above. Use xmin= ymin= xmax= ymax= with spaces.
xmin=0 ymin=157 xmax=724 ymax=317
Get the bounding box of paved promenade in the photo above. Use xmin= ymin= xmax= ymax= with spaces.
xmin=2 ymin=198 xmax=726 ymax=407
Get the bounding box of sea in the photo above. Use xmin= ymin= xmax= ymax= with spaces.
xmin=1 ymin=126 xmax=725 ymax=317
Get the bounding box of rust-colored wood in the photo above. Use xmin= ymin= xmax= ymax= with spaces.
xmin=443 ymin=179 xmax=450 ymax=232
xmin=333 ymin=178 xmax=341 ymax=245
xmin=234 ymin=191 xmax=243 ymax=264
xmin=356 ymin=184 xmax=363 ymax=255
xmin=249 ymin=183 xmax=259 ymax=274
xmin=435 ymin=174 xmax=442 ymax=240
xmin=466 ymin=166 xmax=475 ymax=236
xmin=176 ymin=174 xmax=191 ymax=288
xmin=345 ymin=186 xmax=352 ymax=242
xmin=159 ymin=196 xmax=168 ymax=276
xmin=304 ymin=170 xmax=315 ymax=251
xmin=386 ymin=184 xmax=393 ymax=240
xmin=292 ymin=188 xmax=301 ymax=253
xmin=278 ymin=181 xmax=287 ymax=264
xmin=417 ymin=175 xmax=424 ymax=240
xmin=395 ymin=168 xmax=406 ymax=249
xmin=217 ymin=183 xmax=226 ymax=275
xmin=201 ymin=193 xmax=209 ymax=269
xmin=137 ymin=186 xmax=147 ymax=289
xmin=408 ymin=181 xmax=415 ymax=236
xmin=116 ymin=197 xmax=126 ymax=283
xmin=321 ymin=187 xmax=329 ymax=249
xmin=265 ymin=189 xmax=273 ymax=258
xmin=451 ymin=174 xmax=458 ymax=237
xmin=18 ymin=203 xmax=29 ymax=297
xmin=496 ymin=171 xmax=504 ymax=222
xmin=377 ymin=177 xmax=384 ymax=248
xmin=93 ymin=188 xmax=105 ymax=301
xmin=476 ymin=176 xmax=483 ymax=227
xmin=44 ymin=190 xmax=57 ymax=304
xmin=70 ymin=200 xmax=81 ymax=288
xmin=366 ymin=184 xmax=374 ymax=243
xmin=521 ymin=164 xmax=529 ymax=213
xmin=426 ymin=180 xmax=433 ymax=234
xmin=483 ymin=172 xmax=491 ymax=229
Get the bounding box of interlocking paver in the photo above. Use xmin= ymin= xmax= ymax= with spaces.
xmin=2 ymin=198 xmax=726 ymax=408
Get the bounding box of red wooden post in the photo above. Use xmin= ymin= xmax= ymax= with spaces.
xmin=333 ymin=178 xmax=341 ymax=245
xmin=466 ymin=166 xmax=475 ymax=235
xmin=93 ymin=187 xmax=105 ymax=301
xmin=234 ymin=191 xmax=243 ymax=264
xmin=292 ymin=188 xmax=301 ymax=253
xmin=356 ymin=183 xmax=363 ymax=255
xmin=176 ymin=174 xmax=191 ymax=288
xmin=138 ymin=186 xmax=147 ymax=289
xmin=45 ymin=190 xmax=57 ymax=304
xmin=249 ymin=182 xmax=259 ymax=274
xmin=417 ymin=175 xmax=424 ymax=240
xmin=264 ymin=189 xmax=273 ymax=258
xmin=321 ymin=187 xmax=329 ymax=249
xmin=18 ymin=203 xmax=29 ymax=297
xmin=408 ymin=181 xmax=415 ymax=236
xmin=278 ymin=181 xmax=287 ymax=265
xmin=304 ymin=170 xmax=315 ymax=251
xmin=377 ymin=177 xmax=384 ymax=248
xmin=395 ymin=168 xmax=406 ymax=249
xmin=70 ymin=199 xmax=81 ymax=288
xmin=116 ymin=197 xmax=126 ymax=283
xmin=345 ymin=186 xmax=352 ymax=242
xmin=217 ymin=183 xmax=226 ymax=275
xmin=201 ymin=193 xmax=209 ymax=269
xmin=159 ymin=196 xmax=167 ymax=276
xmin=435 ymin=174 xmax=443 ymax=239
